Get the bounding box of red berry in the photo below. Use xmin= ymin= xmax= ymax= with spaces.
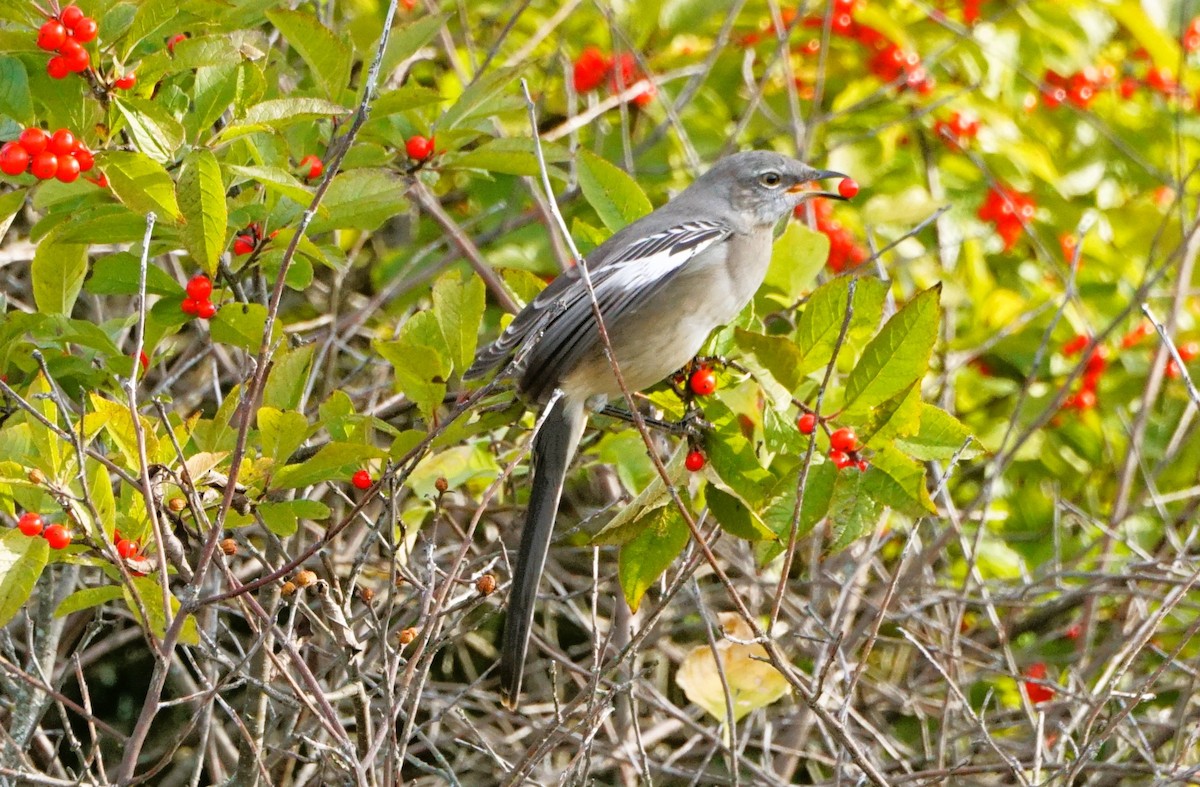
xmin=70 ymin=16 xmax=97 ymax=43
xmin=1063 ymin=334 xmax=1089 ymax=356
xmin=137 ymin=350 xmax=149 ymax=370
xmin=181 ymin=297 xmax=201 ymax=316
xmin=1023 ymin=662 xmax=1055 ymax=704
xmin=186 ymin=274 xmax=213 ymax=300
xmin=74 ymin=146 xmax=94 ymax=172
xmin=17 ymin=512 xmax=44 ymax=537
xmin=352 ymin=469 xmax=372 ymax=490
xmin=797 ymin=412 xmax=817 ymax=434
xmin=573 ymin=46 xmax=612 ymax=93
xmin=0 ymin=142 xmax=30 ymax=176
xmin=49 ymin=129 xmax=76 ymax=156
xmin=37 ymin=20 xmax=67 ymax=51
xmin=688 ymin=367 xmax=717 ymax=396
xmin=1179 ymin=341 xmax=1200 ymax=362
xmin=46 ymin=56 xmax=70 ymax=79
xmin=60 ymin=6 xmax=85 ymax=29
xmin=196 ymin=300 xmax=216 ymax=319
xmin=30 ymin=151 xmax=58 ymax=180
xmin=406 ymin=134 xmax=434 ymax=160
xmin=855 ymin=459 xmax=869 ymax=471
xmin=838 ymin=178 xmax=860 ymax=199
xmin=685 ymin=450 xmax=706 ymax=472
xmin=60 ymin=38 xmax=89 ymax=72
xmin=828 ymin=449 xmax=853 ymax=469
xmin=43 ymin=524 xmax=70 ymax=550
xmin=116 ymin=538 xmax=138 ymax=558
xmin=55 ymin=154 xmax=80 ymax=183
xmin=114 ymin=73 xmax=136 ymax=90
xmin=18 ymin=128 xmax=48 ymax=155
xmin=232 ymin=237 xmax=255 ymax=256
xmin=167 ymin=33 xmax=187 ymax=53
xmin=829 ymin=427 xmax=859 ymax=452
xmin=298 ymin=154 xmax=323 ymax=180
xmin=1065 ymin=623 xmax=1082 ymax=640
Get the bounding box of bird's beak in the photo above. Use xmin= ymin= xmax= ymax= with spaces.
xmin=789 ymin=169 xmax=850 ymax=201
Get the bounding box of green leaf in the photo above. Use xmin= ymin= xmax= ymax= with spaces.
xmin=705 ymin=401 xmax=773 ymax=507
xmin=0 ymin=56 xmax=33 ymax=125
xmin=372 ymin=85 xmax=445 ymax=116
xmin=222 ymin=98 xmax=349 ymax=139
xmin=0 ymin=529 xmax=48 ymax=627
xmin=437 ymin=66 xmax=520 ymax=131
xmin=258 ymin=407 xmax=312 ymax=466
xmin=122 ymin=0 xmax=181 ymax=57
xmin=379 ymin=15 xmax=445 ymax=77
xmin=225 ymin=164 xmax=315 ymax=207
xmin=735 ymin=328 xmax=806 ymax=396
xmin=113 ymin=97 xmax=185 ymax=162
xmin=761 ymin=461 xmax=838 ymax=546
xmin=307 ymin=169 xmax=407 ymax=234
xmin=84 ymin=395 xmax=158 ymax=470
xmin=50 ymin=204 xmax=156 ymax=245
xmin=374 ymin=311 xmax=452 ymax=421
xmin=1111 ymin=1 xmax=1181 ymax=71
xmin=761 ymin=222 xmax=828 ymax=305
xmin=433 ymin=270 xmax=486 ymax=372
xmin=0 ymin=188 xmax=26 ymax=243
xmin=577 ymin=149 xmax=653 ymax=232
xmin=86 ymin=253 xmax=182 ymax=297
xmin=445 ymin=138 xmax=567 ymax=177
xmin=618 ymin=504 xmax=690 ymax=612
xmin=176 ymin=149 xmax=227 ymax=276
xmin=271 ymin=442 xmax=387 ymax=489
xmin=827 ymin=470 xmax=882 ymax=553
xmin=408 ymin=444 xmax=500 ymax=497
xmin=32 ymin=235 xmax=87 ymax=315
xmin=593 ymin=448 xmax=687 ymax=546
xmin=259 ymin=499 xmax=331 ymax=537
xmin=843 ymin=284 xmax=942 ymax=416
xmin=863 ymin=444 xmax=935 ymax=517
xmin=706 ymin=486 xmax=775 ymax=541
xmin=860 ymin=382 xmax=922 ymax=443
xmin=55 ymin=585 xmax=124 ymax=618
xmin=266 ymin=9 xmax=352 ymax=102
xmin=99 ymin=151 xmax=183 ymax=222
xmin=794 ymin=275 xmax=888 ymax=376
xmin=124 ymin=576 xmax=199 ymax=645
xmin=262 ymin=344 xmax=315 ymax=411
xmin=209 ymin=303 xmax=278 ymax=351
xmin=894 ymin=404 xmax=978 ymax=461
xmin=89 ymin=461 xmax=116 ymax=539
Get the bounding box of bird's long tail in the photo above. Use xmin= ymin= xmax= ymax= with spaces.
xmin=499 ymin=392 xmax=586 ymax=708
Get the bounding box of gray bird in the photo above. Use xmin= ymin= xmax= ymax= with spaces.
xmin=465 ymin=150 xmax=849 ymax=707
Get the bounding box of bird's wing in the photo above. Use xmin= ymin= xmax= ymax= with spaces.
xmin=514 ymin=220 xmax=731 ymax=400
xmin=464 ymin=220 xmax=730 ymax=385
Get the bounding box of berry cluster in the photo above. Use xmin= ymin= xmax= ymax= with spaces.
xmin=181 ymin=274 xmax=216 ymax=319
xmin=15 ymin=512 xmax=71 ymax=549
xmin=298 ymin=154 xmax=323 ymax=181
xmin=1061 ymin=337 xmax=1107 ymax=412
xmin=977 ymin=186 xmax=1036 ymax=252
xmin=232 ymin=223 xmax=276 ymax=256
xmin=743 ymin=4 xmax=935 ymax=95
xmin=37 ymin=5 xmax=96 ymax=79
xmin=934 ymin=110 xmax=981 ymax=149
xmin=800 ymin=196 xmax=869 ymax=272
xmin=1040 ymin=67 xmax=1115 ymax=110
xmin=827 ymin=427 xmax=868 ymax=471
xmin=0 ymin=127 xmax=94 ymax=183
xmin=572 ymin=47 xmax=655 ymax=106
xmin=1023 ymin=662 xmax=1055 ymax=704
xmin=405 ymin=134 xmax=434 ymax=161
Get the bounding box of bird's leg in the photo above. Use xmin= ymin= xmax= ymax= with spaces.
xmin=598 ymin=404 xmax=712 ymax=438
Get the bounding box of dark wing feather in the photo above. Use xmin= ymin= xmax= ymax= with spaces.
xmin=515 ymin=222 xmax=731 ymax=401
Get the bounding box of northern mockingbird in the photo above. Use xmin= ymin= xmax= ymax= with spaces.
xmin=465 ymin=150 xmax=848 ymax=707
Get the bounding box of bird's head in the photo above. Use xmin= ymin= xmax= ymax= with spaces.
xmin=697 ymin=150 xmax=848 ymax=228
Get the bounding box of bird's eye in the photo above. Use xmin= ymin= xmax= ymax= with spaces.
xmin=759 ymin=171 xmax=782 ymax=188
